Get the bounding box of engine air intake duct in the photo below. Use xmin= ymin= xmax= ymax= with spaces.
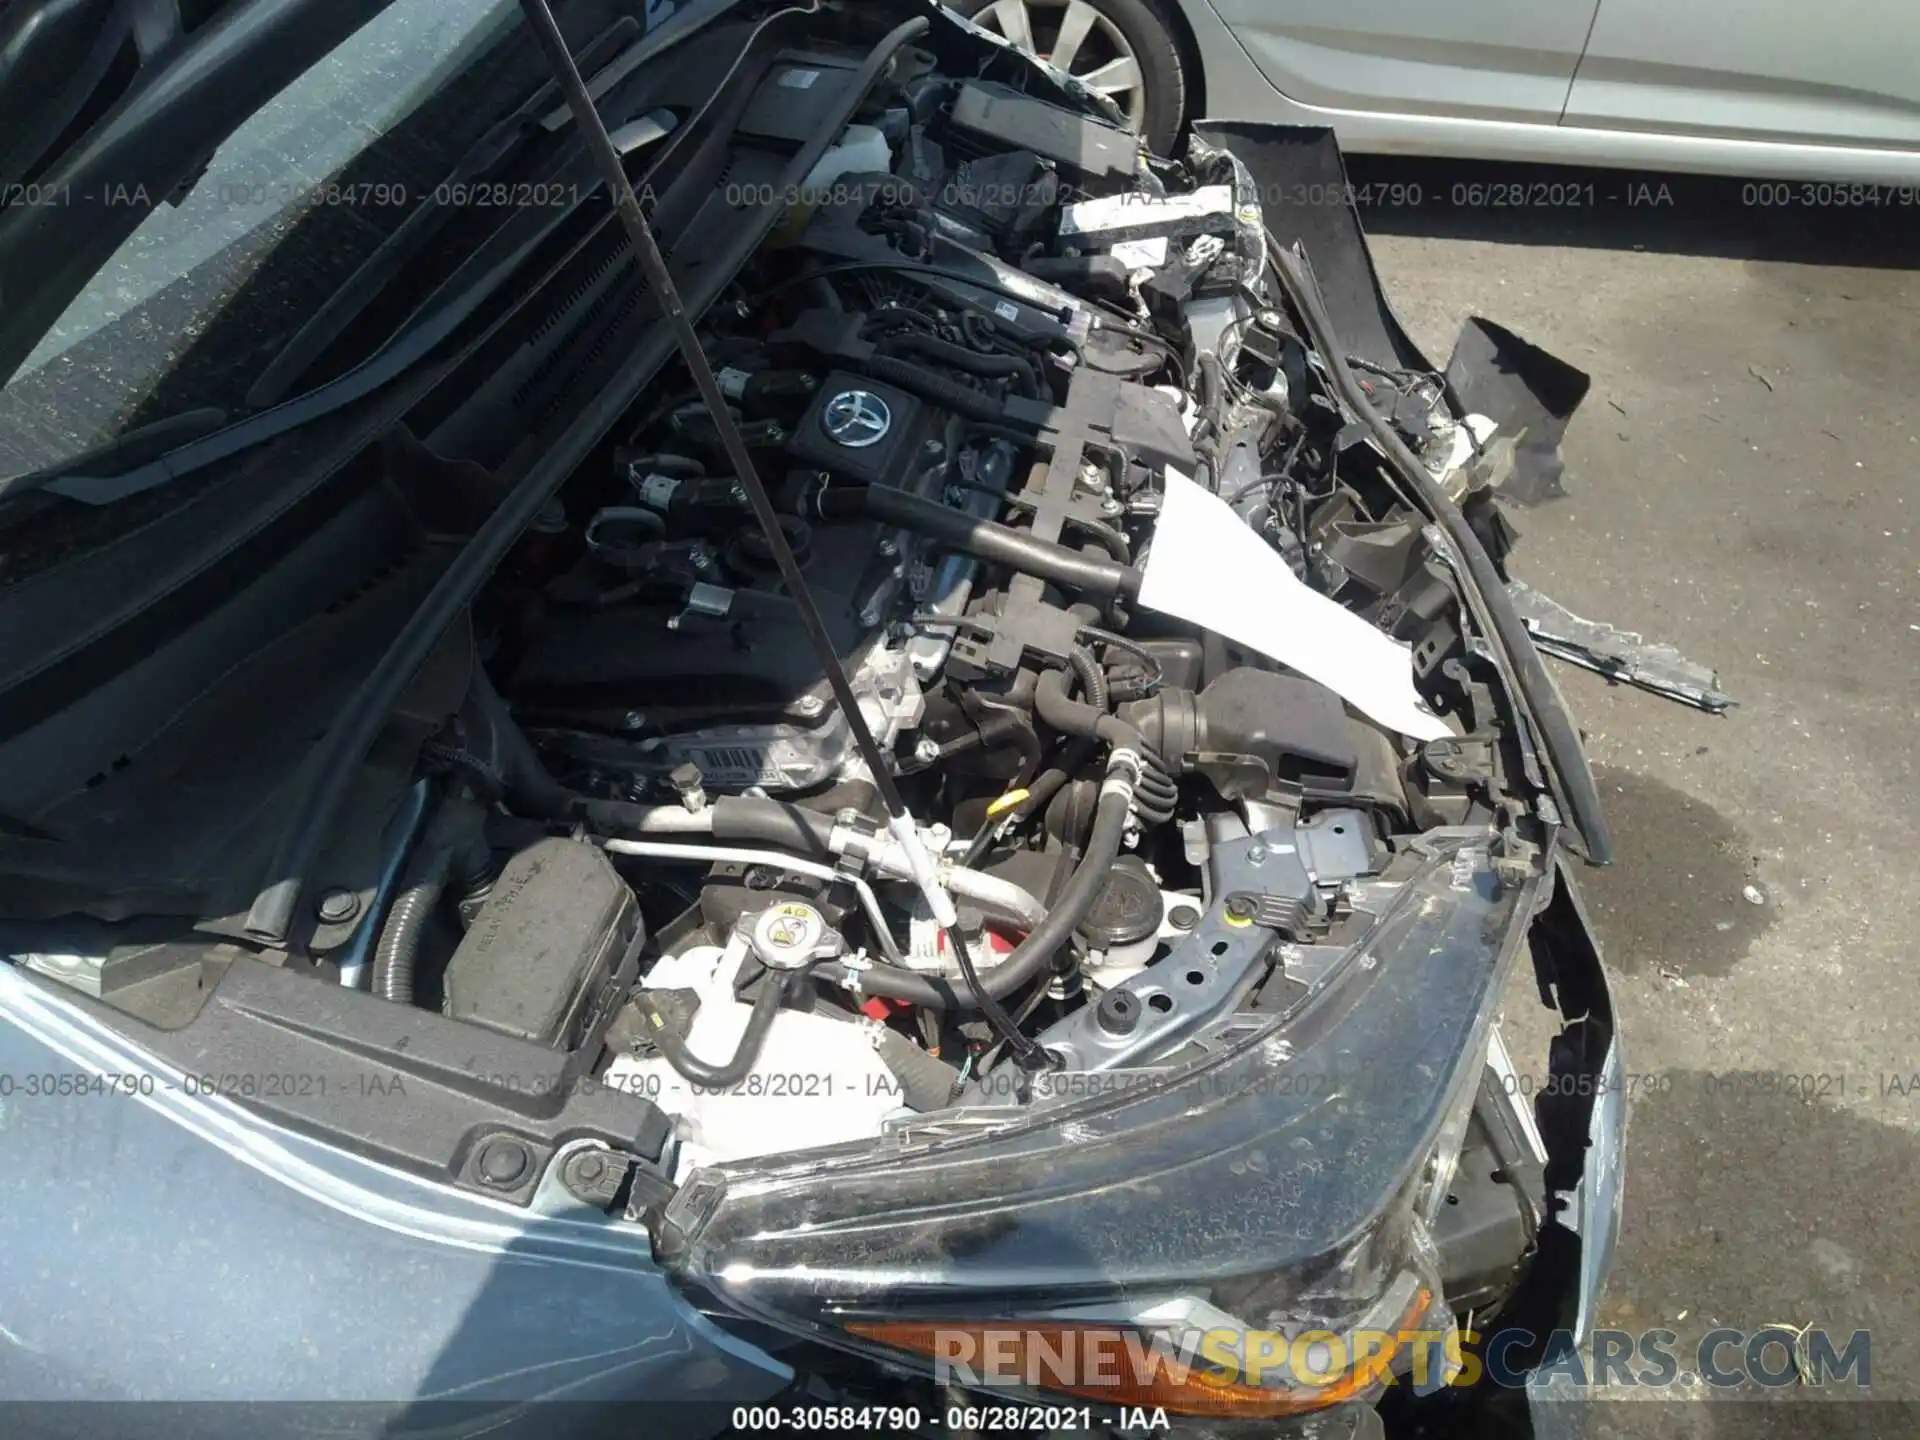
xmin=1118 ymin=668 xmax=1365 ymax=794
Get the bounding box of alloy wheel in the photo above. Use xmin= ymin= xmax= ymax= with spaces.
xmin=966 ymin=0 xmax=1148 ymax=133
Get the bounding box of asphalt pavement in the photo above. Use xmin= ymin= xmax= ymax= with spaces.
xmin=1340 ymin=156 xmax=1920 ymax=1438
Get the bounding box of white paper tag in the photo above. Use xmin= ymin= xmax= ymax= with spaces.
xmin=1138 ymin=470 xmax=1453 ymax=742
xmin=1060 ymin=185 xmax=1234 ymax=239
xmin=993 ymin=300 xmax=1020 ymax=322
xmin=780 ymin=68 xmax=819 ymax=89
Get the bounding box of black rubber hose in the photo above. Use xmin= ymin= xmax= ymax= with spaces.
xmin=999 ymin=651 xmax=1112 ymax=842
xmin=842 ymin=777 xmax=1132 ymax=1009
xmin=754 ymin=260 xmax=1076 ymax=328
xmin=709 ymin=798 xmax=836 ymax=854
xmin=1135 ymin=772 xmax=1178 ymax=805
xmin=241 ymin=13 xmax=934 ymax=946
xmin=821 ymin=484 xmax=1143 ymax=601
xmin=1069 ymin=647 xmax=1109 ymax=714
xmin=1034 ymin=663 xmax=1144 ymax=750
xmin=860 ymin=352 xmax=1014 ymax=425
xmin=1198 ymin=351 xmax=1223 ymax=418
xmin=881 ymin=332 xmax=1037 ymax=395
xmin=372 ymin=848 xmax=451 ymax=1005
xmin=459 ymin=671 xmax=840 ymax=850
xmin=1265 ymin=237 xmax=1613 ymax=865
xmin=1036 ymin=663 xmax=1179 ymax=823
xmin=992 ymin=652 xmax=1100 ymax=830
xmin=640 ymin=973 xmax=788 ymax=1089
xmin=1132 ymin=775 xmax=1177 ymax=827
xmin=1062 ymin=514 xmax=1131 ymax=563
xmin=1016 ymin=736 xmax=1093 ymax=835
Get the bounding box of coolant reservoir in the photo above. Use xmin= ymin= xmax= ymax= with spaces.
xmin=804 ymin=123 xmax=892 ymax=192
xmin=771 ymin=124 xmax=893 ymax=244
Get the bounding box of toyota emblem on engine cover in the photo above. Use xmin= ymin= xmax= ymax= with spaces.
xmin=822 ymin=389 xmax=892 ymax=449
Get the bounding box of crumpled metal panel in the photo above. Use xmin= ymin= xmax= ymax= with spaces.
xmin=1508 ymin=580 xmax=1734 ymax=713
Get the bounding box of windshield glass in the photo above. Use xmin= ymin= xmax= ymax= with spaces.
xmin=0 ymin=0 xmax=516 ymax=481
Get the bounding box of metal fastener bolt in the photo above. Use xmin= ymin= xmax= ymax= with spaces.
xmin=877 ymin=538 xmax=899 ymax=558
xmin=622 ymin=710 xmax=647 ymax=731
xmin=1259 ymin=309 xmax=1284 ymax=329
xmin=1247 ymin=844 xmax=1268 ymax=865
xmin=1168 ymin=904 xmax=1200 ymax=932
xmin=1225 ymin=894 xmax=1257 ymax=922
xmin=475 ymin=1138 xmax=531 ymax=1189
xmin=314 ymin=888 xmax=360 ymax=925
xmin=913 ymin=737 xmax=940 ymax=763
xmin=795 ymin=695 xmax=826 ymax=718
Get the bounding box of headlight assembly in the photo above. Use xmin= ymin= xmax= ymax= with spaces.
xmin=658 ymin=840 xmax=1540 ymax=1419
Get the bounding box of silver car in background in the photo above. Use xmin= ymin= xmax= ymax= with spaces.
xmin=951 ymin=0 xmax=1920 ymax=182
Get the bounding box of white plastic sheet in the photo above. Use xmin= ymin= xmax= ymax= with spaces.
xmin=1138 ymin=469 xmax=1453 ymax=742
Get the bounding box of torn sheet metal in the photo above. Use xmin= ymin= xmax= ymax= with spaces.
xmin=1507 ymin=581 xmax=1734 ymax=714
xmin=1140 ymin=469 xmax=1452 ymax=741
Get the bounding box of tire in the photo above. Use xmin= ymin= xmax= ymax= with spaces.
xmin=951 ymin=0 xmax=1190 ymax=156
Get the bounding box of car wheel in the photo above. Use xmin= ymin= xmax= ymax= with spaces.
xmin=951 ymin=0 xmax=1189 ymax=155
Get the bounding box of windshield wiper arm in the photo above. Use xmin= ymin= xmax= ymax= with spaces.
xmin=246 ymin=15 xmax=644 ymax=412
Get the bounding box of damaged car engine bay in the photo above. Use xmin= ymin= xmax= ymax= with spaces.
xmin=365 ymin=52 xmax=1555 ymax=1175
xmin=0 ymin=3 xmax=1614 ymax=1353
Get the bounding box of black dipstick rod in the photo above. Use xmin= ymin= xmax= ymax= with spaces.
xmin=518 ymin=0 xmax=1047 ymax=1066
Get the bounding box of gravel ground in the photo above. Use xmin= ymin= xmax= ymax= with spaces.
xmin=1346 ymin=156 xmax=1920 ymax=1438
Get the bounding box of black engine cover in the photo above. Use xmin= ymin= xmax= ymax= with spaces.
xmin=784 ymin=371 xmax=927 ymax=487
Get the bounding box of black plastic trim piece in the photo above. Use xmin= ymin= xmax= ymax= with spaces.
xmin=71 ymin=955 xmax=671 ymax=1204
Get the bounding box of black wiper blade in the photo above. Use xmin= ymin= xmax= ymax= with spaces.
xmin=246 ymin=15 xmax=645 ymax=412
xmin=0 ymin=408 xmax=229 ymax=505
